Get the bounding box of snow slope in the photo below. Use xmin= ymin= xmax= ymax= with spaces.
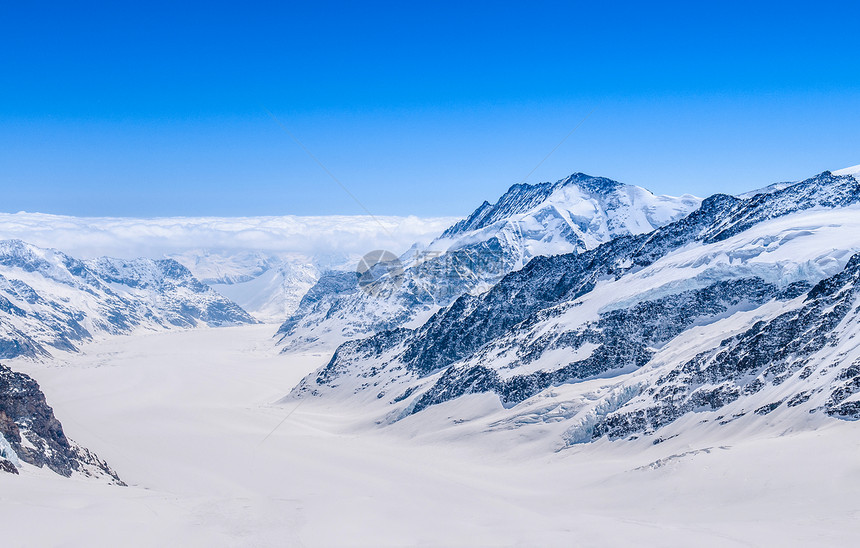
xmin=833 ymin=163 xmax=860 ymax=177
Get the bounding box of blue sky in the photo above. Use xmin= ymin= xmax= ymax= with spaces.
xmin=2 ymin=1 xmax=859 ymax=217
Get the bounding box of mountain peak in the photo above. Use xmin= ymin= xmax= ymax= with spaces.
xmin=441 ymin=172 xmax=698 ymax=240
xmin=442 ymin=173 xmax=630 ymax=238
xmin=278 ymin=172 xmax=702 ymax=352
xmin=554 ymin=172 xmax=623 ymax=195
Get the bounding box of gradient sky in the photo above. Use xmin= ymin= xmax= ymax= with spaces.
xmin=2 ymin=1 xmax=859 ymax=217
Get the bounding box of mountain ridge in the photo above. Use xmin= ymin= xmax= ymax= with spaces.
xmin=0 ymin=240 xmax=257 ymax=360
xmin=275 ymin=172 xmax=701 ymax=351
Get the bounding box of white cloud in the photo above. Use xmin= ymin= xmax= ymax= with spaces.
xmin=0 ymin=212 xmax=460 ymax=260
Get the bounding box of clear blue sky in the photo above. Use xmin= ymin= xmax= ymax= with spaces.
xmin=2 ymin=1 xmax=859 ymax=217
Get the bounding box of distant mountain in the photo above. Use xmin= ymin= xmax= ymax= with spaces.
xmin=0 ymin=212 xmax=456 ymax=325
xmin=440 ymin=173 xmax=699 ymax=242
xmin=0 ymin=240 xmax=257 ymax=360
xmin=171 ymin=249 xmax=286 ymax=285
xmin=209 ymin=260 xmax=320 ymax=324
xmin=170 ymin=249 xmax=337 ymax=323
xmin=284 ymin=169 xmax=860 ymax=449
xmin=0 ymin=362 xmax=123 ymax=482
xmin=275 ymin=173 xmax=701 ymax=351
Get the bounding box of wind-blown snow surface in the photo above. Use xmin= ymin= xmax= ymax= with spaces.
xmin=2 ymin=326 xmax=858 ymax=546
xmin=833 ymin=163 xmax=860 ymax=176
xmin=276 ymin=173 xmax=701 ymax=351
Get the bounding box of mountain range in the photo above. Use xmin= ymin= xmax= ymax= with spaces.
xmin=0 ymin=239 xmax=257 ymax=360
xmin=4 ymin=166 xmax=860 ymax=480
xmin=284 ymin=168 xmax=860 ymax=451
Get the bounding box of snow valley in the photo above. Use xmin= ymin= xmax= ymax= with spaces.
xmin=2 ymin=168 xmax=860 ymax=546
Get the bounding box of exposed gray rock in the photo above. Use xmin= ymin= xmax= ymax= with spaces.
xmin=0 ymin=362 xmax=124 ymax=483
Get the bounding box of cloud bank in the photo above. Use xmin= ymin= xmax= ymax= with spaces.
xmin=0 ymin=212 xmax=460 ymax=260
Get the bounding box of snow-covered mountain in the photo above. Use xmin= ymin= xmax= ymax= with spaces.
xmin=284 ymin=169 xmax=860 ymax=450
xmin=0 ymin=212 xmax=457 ymax=324
xmin=0 ymin=240 xmax=257 ymax=360
xmin=275 ymin=173 xmax=701 ymax=350
xmin=169 ymin=249 xmax=350 ymax=323
xmin=171 ymin=249 xmax=287 ymax=286
xmin=209 ymin=260 xmax=320 ymax=323
xmin=439 ymin=173 xmax=700 ymax=247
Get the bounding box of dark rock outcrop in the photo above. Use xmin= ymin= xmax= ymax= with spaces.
xmin=0 ymin=362 xmax=123 ymax=483
xmin=411 ymin=277 xmax=790 ymax=413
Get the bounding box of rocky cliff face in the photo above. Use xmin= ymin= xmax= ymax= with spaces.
xmin=0 ymin=362 xmax=123 ymax=482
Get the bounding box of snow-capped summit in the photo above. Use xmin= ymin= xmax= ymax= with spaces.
xmin=276 ymin=173 xmax=701 ymax=351
xmin=435 ymin=172 xmax=700 ymax=255
xmin=443 ymin=173 xmax=693 ymax=237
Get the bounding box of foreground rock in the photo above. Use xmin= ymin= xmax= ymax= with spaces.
xmin=0 ymin=362 xmax=123 ymax=483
